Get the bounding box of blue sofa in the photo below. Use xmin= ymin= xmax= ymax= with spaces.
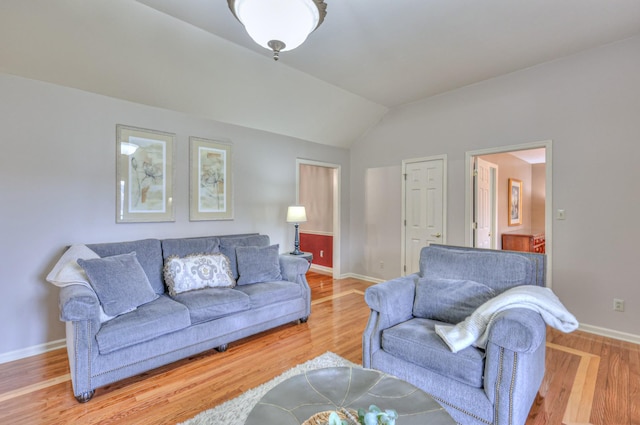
xmin=56 ymin=234 xmax=311 ymax=402
xmin=363 ymin=245 xmax=547 ymax=425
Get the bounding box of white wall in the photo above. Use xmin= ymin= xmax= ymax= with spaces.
xmin=0 ymin=74 xmax=350 ymax=357
xmin=350 ymin=35 xmax=640 ymax=337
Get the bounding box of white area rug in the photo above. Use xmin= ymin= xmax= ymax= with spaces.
xmin=179 ymin=352 xmax=358 ymax=425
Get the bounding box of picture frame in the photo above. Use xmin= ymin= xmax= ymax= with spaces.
xmin=189 ymin=137 xmax=233 ymax=221
xmin=508 ymin=178 xmax=522 ymax=226
xmin=116 ymin=125 xmax=175 ymax=223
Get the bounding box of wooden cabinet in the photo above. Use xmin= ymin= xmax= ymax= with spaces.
xmin=502 ymin=230 xmax=545 ymax=253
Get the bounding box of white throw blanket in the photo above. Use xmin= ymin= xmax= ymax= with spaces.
xmin=435 ymin=285 xmax=578 ymax=353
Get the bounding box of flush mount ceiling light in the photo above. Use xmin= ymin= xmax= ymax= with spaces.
xmin=227 ymin=0 xmax=327 ymax=61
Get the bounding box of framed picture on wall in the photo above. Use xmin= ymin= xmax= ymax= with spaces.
xmin=508 ymin=178 xmax=522 ymax=226
xmin=116 ymin=125 xmax=175 ymax=223
xmin=189 ymin=137 xmax=233 ymax=221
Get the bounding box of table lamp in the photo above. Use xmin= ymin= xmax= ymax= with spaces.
xmin=286 ymin=206 xmax=307 ymax=255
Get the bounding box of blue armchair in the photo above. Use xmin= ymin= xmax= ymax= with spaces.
xmin=363 ymin=245 xmax=547 ymax=425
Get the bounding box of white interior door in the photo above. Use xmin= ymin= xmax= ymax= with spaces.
xmin=403 ymin=157 xmax=445 ymax=275
xmin=474 ymin=157 xmax=497 ymax=249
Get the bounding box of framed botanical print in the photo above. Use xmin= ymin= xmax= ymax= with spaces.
xmin=508 ymin=178 xmax=522 ymax=226
xmin=116 ymin=125 xmax=175 ymax=223
xmin=189 ymin=137 xmax=233 ymax=221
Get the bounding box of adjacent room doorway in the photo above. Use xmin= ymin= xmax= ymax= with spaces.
xmin=465 ymin=140 xmax=552 ymax=287
xmin=296 ymin=159 xmax=341 ymax=279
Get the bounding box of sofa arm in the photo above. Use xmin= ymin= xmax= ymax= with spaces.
xmin=487 ymin=308 xmax=546 ymax=353
xmin=364 ymin=275 xmax=417 ymax=329
xmin=279 ymin=255 xmax=309 ymax=282
xmin=59 ymin=284 xmax=101 ymax=322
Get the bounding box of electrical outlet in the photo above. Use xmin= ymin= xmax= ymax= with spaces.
xmin=613 ymin=298 xmax=624 ymax=312
xmin=320 ymin=250 xmax=324 ymax=258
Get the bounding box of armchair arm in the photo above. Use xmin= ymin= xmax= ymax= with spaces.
xmin=58 ymin=284 xmax=101 ymax=322
xmin=487 ymin=308 xmax=546 ymax=353
xmin=484 ymin=308 xmax=547 ymax=425
xmin=364 ymin=275 xmax=417 ymax=330
xmin=363 ymin=275 xmax=417 ymax=368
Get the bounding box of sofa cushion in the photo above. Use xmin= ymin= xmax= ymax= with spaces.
xmin=161 ymin=236 xmax=221 ymax=259
xmin=236 ymin=244 xmax=282 ymax=285
xmin=87 ymin=238 xmax=165 ymax=294
xmin=382 ymin=318 xmax=485 ymax=388
xmin=78 ymin=252 xmax=158 ymax=317
xmin=95 ymin=295 xmax=190 ymax=354
xmin=219 ymin=235 xmax=270 ymax=279
xmin=163 ymin=253 xmax=235 ymax=296
xmin=413 ymin=277 xmax=495 ymax=324
xmin=235 ymin=281 xmax=302 ymax=308
xmin=420 ymin=246 xmax=534 ymax=293
xmin=171 ymin=288 xmax=250 ymax=324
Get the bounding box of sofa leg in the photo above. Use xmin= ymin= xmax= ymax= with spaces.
xmin=299 ymin=316 xmax=309 ymax=324
xmin=216 ymin=343 xmax=228 ymax=352
xmin=75 ymin=390 xmax=95 ymax=403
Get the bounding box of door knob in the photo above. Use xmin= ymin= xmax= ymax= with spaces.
xmin=431 ymin=233 xmax=442 ymax=238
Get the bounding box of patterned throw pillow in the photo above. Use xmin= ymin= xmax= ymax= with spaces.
xmin=163 ymin=253 xmax=236 ymax=296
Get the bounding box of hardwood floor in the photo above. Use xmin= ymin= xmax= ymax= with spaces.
xmin=0 ymin=271 xmax=637 ymax=424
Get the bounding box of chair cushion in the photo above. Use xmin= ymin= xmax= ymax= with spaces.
xmin=219 ymin=235 xmax=270 ymax=279
xmin=236 ymin=244 xmax=282 ymax=285
xmin=78 ymin=252 xmax=158 ymax=317
xmin=382 ymin=318 xmax=486 ymax=388
xmin=171 ymin=288 xmax=250 ymax=324
xmin=96 ymin=295 xmax=190 ymax=354
xmin=413 ymin=277 xmax=495 ymax=324
xmin=235 ymin=281 xmax=302 ymax=308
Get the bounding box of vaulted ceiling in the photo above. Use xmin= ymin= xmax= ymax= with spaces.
xmin=1 ymin=0 xmax=639 ymax=148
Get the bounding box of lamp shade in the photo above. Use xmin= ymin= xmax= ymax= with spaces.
xmin=228 ymin=0 xmax=326 ymax=54
xmin=286 ymin=206 xmax=307 ymax=223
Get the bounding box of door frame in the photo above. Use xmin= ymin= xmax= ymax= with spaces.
xmin=464 ymin=140 xmax=553 ymax=287
xmin=473 ymin=157 xmax=498 ymax=249
xmin=401 ymin=154 xmax=448 ymax=276
xmin=296 ymin=158 xmax=341 ymax=279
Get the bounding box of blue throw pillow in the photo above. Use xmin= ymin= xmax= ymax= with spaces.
xmin=235 ymin=244 xmax=282 ymax=285
xmin=78 ymin=252 xmax=158 ymax=317
xmin=413 ymin=277 xmax=496 ymax=324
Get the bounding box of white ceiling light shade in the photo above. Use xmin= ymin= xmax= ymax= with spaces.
xmin=228 ymin=0 xmax=327 ymax=60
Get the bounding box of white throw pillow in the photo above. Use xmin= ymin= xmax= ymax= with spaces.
xmin=164 ymin=253 xmax=236 ymax=296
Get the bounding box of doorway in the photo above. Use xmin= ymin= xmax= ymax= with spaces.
xmin=465 ymin=140 xmax=552 ymax=286
xmin=296 ymin=159 xmax=341 ymax=279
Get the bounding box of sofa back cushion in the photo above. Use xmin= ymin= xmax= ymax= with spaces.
xmin=87 ymin=238 xmax=164 ymax=294
xmin=219 ymin=234 xmax=271 ymax=279
xmin=161 ymin=236 xmax=221 ymax=259
xmin=420 ymin=245 xmax=536 ymax=293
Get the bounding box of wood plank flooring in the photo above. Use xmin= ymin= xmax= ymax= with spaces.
xmin=0 ymin=271 xmax=637 ymax=424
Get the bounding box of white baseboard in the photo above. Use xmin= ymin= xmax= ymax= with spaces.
xmin=309 ymin=264 xmax=333 ymax=275
xmin=579 ymin=323 xmax=640 ymax=345
xmin=339 ymin=273 xmax=384 ymax=284
xmin=0 ymin=339 xmax=66 ymax=365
